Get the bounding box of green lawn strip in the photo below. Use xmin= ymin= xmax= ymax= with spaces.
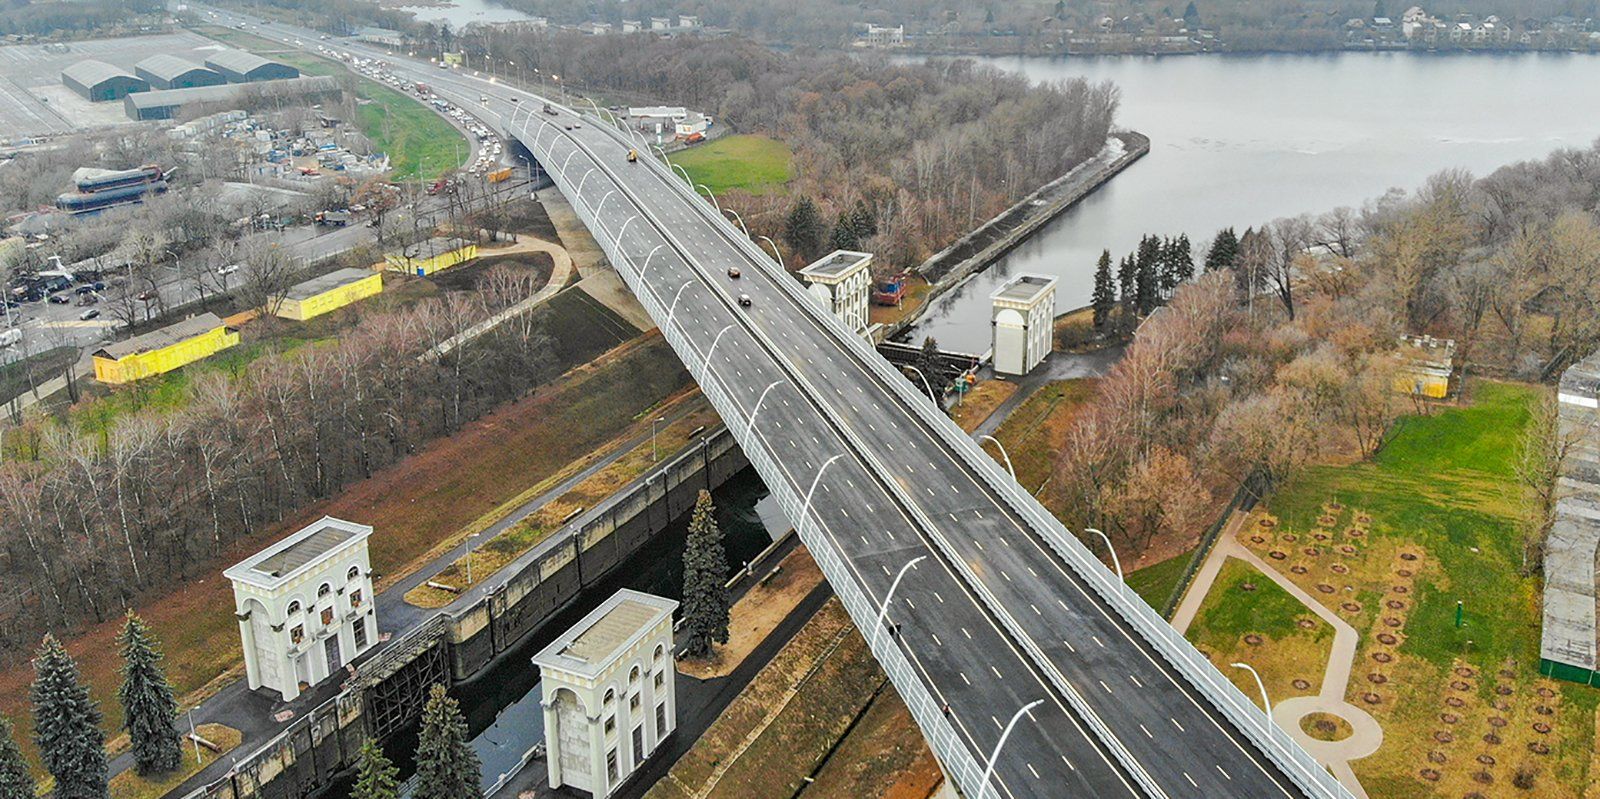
xmin=671 ymin=134 xmax=792 ymax=196
xmin=1127 ymin=547 xmax=1194 ymax=609
xmin=192 ymin=25 xmax=465 ymax=180
xmin=991 ymin=378 xmax=1096 ymax=492
xmin=1191 ymin=559 xmax=1330 ymax=646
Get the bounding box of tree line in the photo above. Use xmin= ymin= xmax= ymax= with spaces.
xmin=442 ymin=28 xmax=1118 ymax=274
xmin=0 ymin=268 xmax=557 ymax=661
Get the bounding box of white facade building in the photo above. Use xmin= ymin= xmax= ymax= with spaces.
xmin=224 ymin=516 xmax=378 ymax=702
xmin=534 ymin=590 xmax=679 ymax=798
xmin=798 ymin=249 xmax=873 ymax=333
xmin=991 ymin=274 xmax=1056 ymax=376
xmin=862 ymin=23 xmax=906 ymax=47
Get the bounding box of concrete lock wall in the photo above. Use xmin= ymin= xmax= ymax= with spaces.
xmin=450 ymin=429 xmax=747 ymax=677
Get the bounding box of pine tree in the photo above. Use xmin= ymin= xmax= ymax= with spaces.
xmin=1183 ymin=1 xmax=1200 ymax=25
xmin=1091 ymin=249 xmax=1115 ymax=331
xmin=849 ymin=200 xmax=877 ymax=239
xmin=0 ymin=716 xmax=35 ymax=799
xmin=1134 ymin=235 xmax=1160 ymax=315
xmin=414 ymin=685 xmax=481 ymax=799
xmin=680 ymin=491 xmax=730 ymax=659
xmin=829 ymin=211 xmax=859 ymax=252
xmin=783 ymin=197 xmax=825 ymax=261
xmin=1116 ymin=252 xmax=1136 ymax=308
xmin=31 ymin=635 xmax=107 ymax=799
xmin=352 ymin=739 xmax=400 ymax=799
xmin=1205 ymin=227 xmax=1239 ymax=273
xmin=1172 ymin=233 xmax=1195 ymax=284
xmin=915 ymin=336 xmax=942 ymax=401
xmin=118 ymin=613 xmax=181 ymax=776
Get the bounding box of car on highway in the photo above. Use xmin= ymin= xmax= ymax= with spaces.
xmin=78 ymin=308 xmax=100 ymax=321
xmin=738 ymin=293 xmax=753 ymax=307
xmin=727 ymin=266 xmax=741 ymax=279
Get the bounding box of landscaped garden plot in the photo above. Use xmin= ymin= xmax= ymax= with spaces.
xmin=1188 ymin=558 xmax=1335 ymax=707
xmin=1224 ymin=382 xmax=1599 ymax=797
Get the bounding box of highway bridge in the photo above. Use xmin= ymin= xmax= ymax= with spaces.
xmin=217 ymin=17 xmax=1354 ymax=799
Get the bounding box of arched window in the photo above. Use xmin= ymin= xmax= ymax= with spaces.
xmin=317 ymin=583 xmax=332 ymax=598
xmin=286 ymin=600 xmax=302 ymax=616
xmin=653 ymin=644 xmax=666 ymax=665
xmin=604 ymin=688 xmax=616 ymax=706
xmin=629 ymin=666 xmax=641 ymax=687
xmin=347 ymin=566 xmax=360 ymax=581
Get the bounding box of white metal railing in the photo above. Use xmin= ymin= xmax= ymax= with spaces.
xmin=526 ymin=126 xmax=996 ymax=799
xmin=600 ymin=122 xmax=1353 ymax=799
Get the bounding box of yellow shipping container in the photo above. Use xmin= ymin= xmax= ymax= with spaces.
xmin=276 ymin=268 xmax=384 ymax=321
xmin=93 ymin=312 xmax=240 ymax=384
xmin=383 ymin=237 xmax=478 ymax=276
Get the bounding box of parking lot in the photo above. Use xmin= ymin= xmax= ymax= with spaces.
xmin=0 ymin=31 xmax=229 ymax=142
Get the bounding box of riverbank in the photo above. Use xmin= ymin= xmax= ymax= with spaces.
xmin=882 ymin=130 xmax=1149 ymax=342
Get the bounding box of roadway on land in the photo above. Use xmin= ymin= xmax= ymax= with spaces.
xmin=224 ymin=14 xmax=1327 ymax=799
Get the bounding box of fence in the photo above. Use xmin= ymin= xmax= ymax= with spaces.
xmin=1158 ymin=478 xmax=1260 ymax=620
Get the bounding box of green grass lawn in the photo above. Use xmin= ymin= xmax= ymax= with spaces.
xmin=194 ymin=26 xmax=465 ymax=180
xmin=671 ymin=134 xmax=792 ymax=195
xmin=1127 ymin=547 xmax=1194 ymax=610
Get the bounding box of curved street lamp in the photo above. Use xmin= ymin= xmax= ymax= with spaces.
xmin=975 ymin=434 xmax=1016 ymax=481
xmin=757 ymin=235 xmax=783 ymax=266
xmin=1084 ymin=527 xmax=1123 ymax=583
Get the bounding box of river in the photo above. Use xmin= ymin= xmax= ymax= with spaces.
xmin=397 ymin=0 xmax=539 ymax=27
xmin=908 ymin=51 xmax=1600 ymax=352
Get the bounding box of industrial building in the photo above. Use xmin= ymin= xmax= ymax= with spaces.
xmin=91 ymin=312 xmax=240 ymax=384
xmin=225 ymin=516 xmax=378 ymax=702
xmin=124 ymin=75 xmax=339 ymax=121
xmin=134 ymin=54 xmax=225 ymax=90
xmin=534 ymin=589 xmax=678 ymax=798
xmin=1541 ymin=351 xmax=1600 ymax=686
xmin=276 ymin=268 xmax=384 ymax=321
xmin=204 ymin=49 xmax=300 ymax=83
xmin=60 ymin=60 xmax=148 ymax=102
xmin=383 ymin=237 xmax=477 ymax=276
xmin=990 ymin=274 xmax=1056 ymax=376
xmin=798 ymin=249 xmax=873 ymax=333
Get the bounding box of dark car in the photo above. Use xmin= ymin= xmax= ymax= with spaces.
xmin=74 ymin=285 xmax=93 ymax=294
xmin=47 ymin=294 xmax=69 ymax=304
xmin=727 ymin=266 xmax=741 ymax=279
xmin=78 ymin=308 xmax=100 ymax=321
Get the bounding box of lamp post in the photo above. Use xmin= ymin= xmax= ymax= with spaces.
xmin=652 ymin=416 xmax=667 ymax=462
xmin=696 ymin=183 xmax=721 ymax=212
xmin=1084 ymin=527 xmax=1123 ymax=583
xmin=870 ymin=555 xmax=926 ymax=650
xmin=1231 ymin=662 xmax=1271 ymax=716
xmin=722 ymin=207 xmax=749 ymax=235
xmin=757 ymin=235 xmax=783 ymax=267
xmin=975 ymin=434 xmax=1016 ymax=481
xmin=746 ymin=380 xmax=784 ymax=439
xmin=978 ymin=699 xmax=1046 ymax=799
xmin=901 ymin=364 xmax=936 ymax=404
xmin=798 ymin=455 xmax=846 ymax=541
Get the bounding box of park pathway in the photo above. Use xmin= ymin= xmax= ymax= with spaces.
xmin=1173 ymin=520 xmax=1382 ymax=799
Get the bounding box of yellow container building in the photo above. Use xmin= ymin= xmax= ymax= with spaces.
xmin=383 ymin=237 xmax=477 ymax=276
xmin=276 ymin=268 xmax=384 ymax=321
xmin=92 ymin=312 xmax=240 ymax=384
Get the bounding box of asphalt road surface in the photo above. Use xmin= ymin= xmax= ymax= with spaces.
xmin=212 ymin=11 xmax=1340 ymax=799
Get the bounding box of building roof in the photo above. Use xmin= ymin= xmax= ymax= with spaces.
xmin=135 ymin=54 xmax=212 ymax=82
xmin=93 ymin=312 xmax=229 ymax=361
xmin=532 ymin=589 xmax=677 ymax=678
xmin=225 ymin=516 xmax=373 ymax=589
xmin=205 ymin=48 xmax=276 ymax=76
xmin=992 ymin=274 xmax=1057 ymax=305
xmin=62 ymin=59 xmax=139 ymax=87
xmin=799 ymin=249 xmax=872 ymax=280
xmin=125 ymin=76 xmax=337 ymax=111
xmin=287 ymin=267 xmax=377 ymax=301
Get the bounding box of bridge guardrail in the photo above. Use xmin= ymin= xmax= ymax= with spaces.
xmin=521 ymin=117 xmax=997 ymax=799
xmin=570 ymin=112 xmax=1354 ymax=799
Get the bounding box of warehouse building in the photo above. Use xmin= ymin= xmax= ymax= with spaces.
xmin=124 ymin=75 xmax=339 ymax=121
xmin=1541 ymin=351 xmax=1600 ymax=687
xmin=61 ymin=60 xmax=148 ymax=102
xmin=991 ymin=274 xmax=1056 ymax=376
xmin=204 ymin=49 xmax=300 ymax=83
xmin=134 ymin=54 xmax=226 ymax=90
xmin=92 ymin=312 xmax=240 ymax=384
xmin=383 ymin=237 xmax=477 ymax=276
xmin=276 ymin=268 xmax=384 ymax=321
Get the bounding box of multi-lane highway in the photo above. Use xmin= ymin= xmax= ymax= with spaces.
xmin=222 ymin=14 xmax=1351 ymax=799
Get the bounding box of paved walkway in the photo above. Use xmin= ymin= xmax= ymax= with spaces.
xmin=425 ymin=233 xmax=575 ymax=358
xmin=971 ymin=346 xmax=1124 ymax=440
xmin=1172 ymin=524 xmax=1381 ymax=798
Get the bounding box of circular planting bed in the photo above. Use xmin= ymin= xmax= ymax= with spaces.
xmin=1316 ymin=583 xmax=1335 ymax=593
xmin=1392 ymin=584 xmax=1410 ymax=594
xmin=1451 ymin=680 xmax=1473 ymax=692
xmin=1432 ymin=730 xmax=1454 ymax=743
xmin=1259 ymin=518 xmax=1277 ymax=528
xmin=1383 ymin=617 xmax=1402 ymax=628
xmin=1244 ymin=634 xmax=1263 ymax=646
xmin=1318 ymin=515 xmax=1337 ymax=526
xmin=1297 ymin=618 xmax=1316 ymax=629
xmin=1240 ymin=582 xmax=1258 ymax=592
xmin=1292 ymin=679 xmax=1312 ymax=690
xmin=1369 ymin=673 xmax=1389 ymax=684
xmin=1378 ymin=633 xmax=1399 ymax=645
xmin=1419 ymin=768 xmax=1440 ymax=782
xmin=1314 ymin=532 xmax=1328 ymax=541
xmin=1533 ymin=722 xmax=1552 ymax=734
xmin=1373 ymin=652 xmax=1393 ymax=663
xmin=1281 ymin=533 xmax=1297 ymax=542
xmin=1340 ymin=601 xmax=1360 ymax=613
xmin=1250 ymin=535 xmax=1265 ymax=544
xmin=1290 ymin=565 xmax=1309 ymax=574
xmin=1535 ymin=704 xmax=1553 ymax=715
xmin=1396 ymin=568 xmax=1413 ymax=578
xmin=1340 ymin=545 xmax=1357 ymax=555
xmin=1386 ymin=599 xmax=1406 ymax=610
xmin=1476 ymin=754 xmax=1496 ymax=766
xmin=1440 ymin=712 xmax=1459 ymax=724
xmin=1357 ymin=515 xmax=1372 ymax=524
xmin=1488 ymin=717 xmax=1508 ymax=728
xmin=1483 ymin=732 xmax=1502 ymax=745
xmin=1495 ymin=685 xmax=1513 ymax=696
xmin=1529 ymin=742 xmax=1550 ymax=755
xmin=1445 ymin=696 xmax=1464 ymax=707
xmin=1400 ymin=552 xmax=1418 ymax=561
xmin=1331 ymin=564 xmax=1349 ymax=574
xmin=1305 ymin=547 xmax=1321 ymax=557
xmin=1361 ymin=692 xmax=1382 ymax=704
xmin=1269 ymin=550 xmax=1287 ymax=560
xmin=1348 ymin=528 xmax=1366 ymax=537
xmin=1455 ymin=666 xmax=1476 ymax=678
xmin=1300 ymin=712 xmax=1353 ymax=742
xmin=1427 ymin=750 xmax=1447 ymax=764
xmin=1537 ymin=687 xmax=1555 ymax=698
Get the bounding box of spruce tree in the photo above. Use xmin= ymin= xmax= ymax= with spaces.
xmin=829 ymin=211 xmax=859 ymax=252
xmin=849 ymin=200 xmax=877 ymax=239
xmin=1091 ymin=249 xmax=1115 ymax=331
xmin=1172 ymin=233 xmax=1195 ymax=284
xmin=352 ymin=739 xmax=400 ymax=799
xmin=1183 ymin=1 xmax=1200 ymax=25
xmin=414 ymin=685 xmax=480 ymax=799
xmin=0 ymin=716 xmax=35 ymax=799
xmin=1116 ymin=252 xmax=1136 ymax=309
xmin=1135 ymin=235 xmax=1160 ymax=314
xmin=680 ymin=491 xmax=730 ymax=659
xmin=783 ymin=197 xmax=825 ymax=261
xmin=118 ymin=613 xmax=182 ymax=776
xmin=31 ymin=635 xmax=107 ymax=799
xmin=1205 ymin=227 xmax=1239 ymax=273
